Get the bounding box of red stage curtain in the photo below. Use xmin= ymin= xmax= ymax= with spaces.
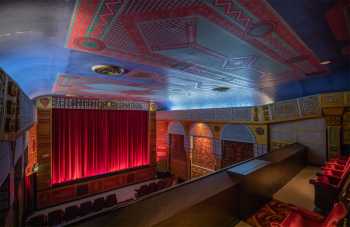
xmin=51 ymin=109 xmax=149 ymax=184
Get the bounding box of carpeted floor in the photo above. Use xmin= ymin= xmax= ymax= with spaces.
xmin=245 ymin=199 xmax=296 ymax=227
xmin=273 ymin=166 xmax=318 ymax=210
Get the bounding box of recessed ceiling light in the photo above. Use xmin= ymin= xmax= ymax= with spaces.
xmin=320 ymin=60 xmax=331 ymax=65
xmin=212 ymin=87 xmax=230 ymax=92
xmin=92 ymin=64 xmax=126 ymax=76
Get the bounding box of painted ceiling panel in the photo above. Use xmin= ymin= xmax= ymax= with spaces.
xmin=0 ymin=0 xmax=348 ymax=109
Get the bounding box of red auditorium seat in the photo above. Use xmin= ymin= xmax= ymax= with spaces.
xmin=156 ymin=180 xmax=166 ymax=190
xmin=310 ymin=155 xmax=350 ymax=211
xmin=64 ymin=205 xmax=80 ymax=221
xmin=271 ymin=202 xmax=347 ymax=227
xmin=105 ymin=194 xmax=117 ymax=207
xmin=79 ymin=201 xmax=93 ymax=217
xmin=26 ymin=214 xmax=47 ymax=226
xmin=135 ymin=185 xmax=149 ymax=197
xmin=47 ymin=210 xmax=64 ymax=226
xmin=92 ymin=197 xmax=105 ymax=212
xmin=149 ymin=182 xmax=158 ymax=193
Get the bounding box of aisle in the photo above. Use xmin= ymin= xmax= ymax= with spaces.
xmin=273 ymin=166 xmax=319 ymax=210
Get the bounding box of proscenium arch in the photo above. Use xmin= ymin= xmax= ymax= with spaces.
xmin=220 ymin=124 xmax=256 ymax=143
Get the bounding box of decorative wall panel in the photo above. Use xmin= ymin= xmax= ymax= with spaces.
xmin=327 ymin=126 xmax=341 ymax=159
xmin=270 ymin=100 xmax=300 ymax=121
xmin=156 ymin=121 xmax=169 ymax=173
xmin=191 ymin=109 xmax=215 ymax=122
xmin=260 ymin=105 xmax=271 ymax=122
xmin=214 ymin=108 xmax=232 ymax=121
xmin=232 ymin=107 xmax=253 ymax=121
xmin=36 ymin=108 xmax=52 ymax=191
xmin=26 ymin=125 xmax=37 ymax=176
xmin=320 ymin=92 xmax=344 ymax=107
xmin=0 ymin=68 xmax=33 ymax=141
xmin=192 ymin=137 xmax=215 ymax=173
xmin=299 ymin=95 xmax=321 ymax=117
xmin=248 ymin=125 xmax=268 ymax=145
xmin=52 ymin=96 xmax=149 ymax=110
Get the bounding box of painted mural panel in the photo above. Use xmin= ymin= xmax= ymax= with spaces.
xmin=222 ymin=141 xmax=254 ymax=167
xmin=191 ymin=137 xmax=215 ymax=178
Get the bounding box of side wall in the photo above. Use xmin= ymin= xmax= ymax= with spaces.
xmin=157 ymin=91 xmax=350 ymax=169
xmin=270 ymin=118 xmax=326 ymax=165
xmin=0 ymin=68 xmax=35 ymax=227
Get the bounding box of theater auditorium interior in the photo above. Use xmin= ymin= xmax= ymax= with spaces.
xmin=1 ymin=0 xmax=350 ymax=226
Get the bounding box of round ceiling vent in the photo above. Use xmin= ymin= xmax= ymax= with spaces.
xmin=212 ymin=87 xmax=230 ymax=92
xmin=248 ymin=21 xmax=275 ymax=37
xmin=91 ymin=65 xmax=126 ymax=76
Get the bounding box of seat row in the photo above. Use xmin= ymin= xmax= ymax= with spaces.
xmin=310 ymin=155 xmax=350 ymax=212
xmin=26 ymin=194 xmax=117 ymax=226
xmin=135 ymin=178 xmax=173 ymax=198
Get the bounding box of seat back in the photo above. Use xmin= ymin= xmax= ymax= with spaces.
xmin=48 ymin=210 xmax=64 ymax=226
xmin=322 ymin=202 xmax=347 ymax=227
xmin=64 ymin=205 xmax=79 ymax=221
xmin=105 ymin=194 xmax=117 ymax=207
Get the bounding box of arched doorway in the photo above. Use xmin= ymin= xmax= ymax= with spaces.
xmin=168 ymin=122 xmax=187 ymax=180
xmin=220 ymin=124 xmax=256 ymax=167
xmin=189 ymin=123 xmax=215 ymax=178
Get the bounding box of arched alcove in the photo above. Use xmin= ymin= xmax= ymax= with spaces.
xmin=220 ymin=124 xmax=256 ymax=167
xmin=168 ymin=121 xmax=187 ymax=180
xmin=189 ymin=123 xmax=215 ymax=178
xmin=220 ymin=124 xmax=256 ymax=143
xmin=168 ymin=121 xmax=185 ymax=135
xmin=189 ymin=123 xmax=213 ymax=138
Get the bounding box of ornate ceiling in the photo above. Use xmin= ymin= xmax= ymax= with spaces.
xmin=0 ymin=0 xmax=348 ymax=109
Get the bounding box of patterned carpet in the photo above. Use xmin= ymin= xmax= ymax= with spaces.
xmin=245 ymin=200 xmax=296 ymax=227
